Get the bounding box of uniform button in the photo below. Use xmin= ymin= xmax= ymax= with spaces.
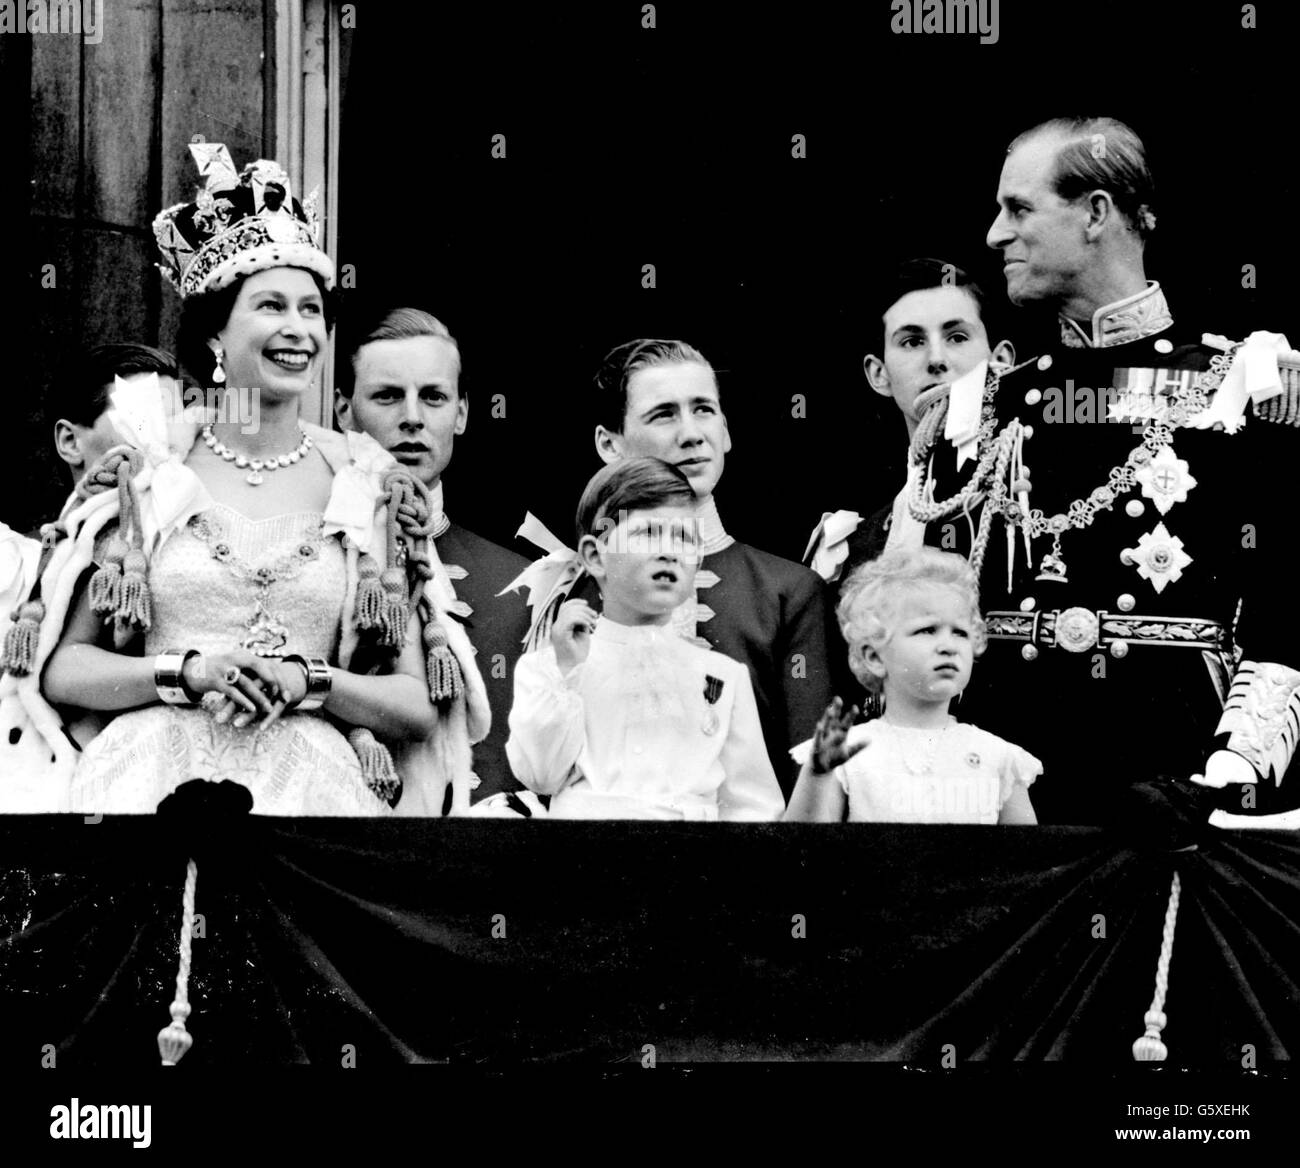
xmin=1116 ymin=593 xmax=1136 ymax=612
xmin=1154 ymin=338 xmax=1174 ymax=355
xmin=1110 ymin=639 xmax=1130 ymax=658
xmin=1036 ymin=356 xmax=1053 ymax=371
xmin=1125 ymin=499 xmax=1145 ymax=518
xmin=1022 ymin=425 xmax=1035 ymax=440
xmin=1019 ymin=597 xmax=1036 ymax=612
xmin=1024 ymin=388 xmax=1043 ymax=406
xmin=1021 ymin=644 xmax=1039 ymax=661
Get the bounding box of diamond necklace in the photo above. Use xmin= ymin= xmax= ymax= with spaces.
xmin=202 ymin=423 xmax=314 ymax=485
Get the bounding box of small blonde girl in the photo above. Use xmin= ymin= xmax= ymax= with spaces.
xmin=785 ymin=546 xmax=1039 ymax=824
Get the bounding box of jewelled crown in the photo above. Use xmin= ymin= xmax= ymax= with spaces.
xmin=152 ymin=141 xmax=335 ymax=299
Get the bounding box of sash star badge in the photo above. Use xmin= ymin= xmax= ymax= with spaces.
xmin=1123 ymin=522 xmax=1192 ymax=594
xmin=1135 ymin=445 xmax=1196 ymax=515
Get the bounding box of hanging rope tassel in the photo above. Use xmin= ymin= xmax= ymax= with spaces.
xmin=1132 ymin=871 xmax=1182 ymax=1061
xmin=88 ymin=536 xmax=127 ymax=616
xmin=423 ymin=618 xmax=465 ymax=703
xmin=353 ymin=553 xmax=385 ymax=630
xmin=349 ymin=727 xmax=403 ymax=805
xmin=109 ymin=471 xmax=153 ymax=647
xmin=377 ymin=568 xmax=409 ymax=647
xmin=157 ymin=857 xmax=198 ymax=1067
xmin=0 ymin=519 xmax=71 ymax=678
xmin=116 ymin=547 xmax=152 ymax=629
xmin=1 ymin=599 xmax=46 ymax=677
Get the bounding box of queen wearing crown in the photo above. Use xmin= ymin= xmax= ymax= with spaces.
xmin=0 ymin=143 xmax=489 ymax=816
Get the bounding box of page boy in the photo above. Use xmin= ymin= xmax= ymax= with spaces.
xmin=805 ymin=258 xmax=1015 ymax=589
xmin=506 ymin=457 xmax=784 ymax=820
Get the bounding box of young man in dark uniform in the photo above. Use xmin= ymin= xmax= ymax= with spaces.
xmin=514 ymin=339 xmax=835 ymax=798
xmin=916 ymin=116 xmax=1300 ymax=826
xmin=338 ymin=309 xmax=531 ymax=807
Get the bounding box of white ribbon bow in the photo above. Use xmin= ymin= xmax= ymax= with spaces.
xmin=104 ymin=373 xmax=208 ymax=550
xmin=323 ymin=429 xmax=396 ymax=556
xmin=944 ymin=359 xmax=988 ymax=470
xmin=802 ymin=509 xmax=864 ymax=583
xmin=1193 ymin=332 xmax=1299 ymax=434
xmin=500 ymin=512 xmax=585 ymax=649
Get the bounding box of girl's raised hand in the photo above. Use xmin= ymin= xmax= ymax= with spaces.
xmin=811 ymin=696 xmax=866 ymax=776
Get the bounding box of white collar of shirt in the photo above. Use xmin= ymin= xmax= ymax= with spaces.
xmin=1058 ymin=280 xmax=1173 ymax=350
xmin=428 ymin=480 xmax=450 ymax=538
xmin=595 ymin=615 xmax=681 ymax=647
xmin=695 ymin=495 xmax=734 ymax=555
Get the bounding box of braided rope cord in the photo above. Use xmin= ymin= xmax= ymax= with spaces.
xmin=1132 ymin=871 xmax=1182 ymax=1061
xmin=157 ymin=858 xmax=198 ymax=1066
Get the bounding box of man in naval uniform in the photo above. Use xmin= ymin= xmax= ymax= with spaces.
xmin=915 ymin=116 xmax=1300 ymax=826
xmin=511 ymin=338 xmax=835 ymax=798
xmin=338 ymin=308 xmax=532 ymax=807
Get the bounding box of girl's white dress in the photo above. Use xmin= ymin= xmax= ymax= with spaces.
xmin=792 ymin=717 xmax=1041 ymax=824
xmin=66 ymin=503 xmax=389 ymax=817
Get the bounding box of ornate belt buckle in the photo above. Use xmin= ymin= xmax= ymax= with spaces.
xmin=1054 ymin=607 xmax=1099 ymax=653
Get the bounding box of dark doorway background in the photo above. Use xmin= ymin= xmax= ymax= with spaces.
xmin=6 ymin=2 xmax=1294 ymax=552
xmin=337 ymin=1 xmax=1300 ymax=562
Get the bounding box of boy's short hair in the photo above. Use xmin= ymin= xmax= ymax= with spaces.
xmin=575 ymin=456 xmax=697 ymax=545
xmin=871 ymin=258 xmax=991 ymax=356
xmin=837 ymin=546 xmax=987 ymax=693
xmin=592 ymin=338 xmax=714 ymax=433
xmin=46 ymin=343 xmax=179 ymax=427
xmin=341 ymin=306 xmax=462 ymax=398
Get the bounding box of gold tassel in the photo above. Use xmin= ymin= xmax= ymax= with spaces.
xmin=89 ymin=536 xmax=128 ymax=616
xmin=378 ymin=567 xmax=409 ymax=648
xmin=348 ymin=727 xmax=403 ymax=805
xmin=353 ymin=553 xmax=384 ymax=630
xmin=1 ymin=599 xmax=46 ymax=678
xmin=423 ymin=619 xmax=464 ymax=703
xmin=116 ymin=547 xmax=153 ymax=631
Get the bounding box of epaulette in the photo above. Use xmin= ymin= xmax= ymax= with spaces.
xmin=1252 ymin=363 xmax=1300 ymax=427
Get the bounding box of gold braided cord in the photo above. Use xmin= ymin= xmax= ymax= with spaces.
xmin=998 ymin=358 xmax=1225 ymax=543
xmin=157 ymin=858 xmax=198 ymax=1066
xmin=1132 ymin=871 xmax=1182 ymax=1062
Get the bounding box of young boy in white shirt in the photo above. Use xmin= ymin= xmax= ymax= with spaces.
xmin=506 ymin=457 xmax=784 ymax=821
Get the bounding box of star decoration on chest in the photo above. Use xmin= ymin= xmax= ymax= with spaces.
xmin=1135 ymin=445 xmax=1197 ymax=516
xmin=1124 ymin=521 xmax=1192 ymax=594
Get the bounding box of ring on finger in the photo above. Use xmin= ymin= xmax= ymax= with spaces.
xmin=223 ymin=665 xmax=242 ymax=685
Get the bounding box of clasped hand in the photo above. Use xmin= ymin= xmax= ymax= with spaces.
xmin=180 ymin=649 xmax=309 ymax=731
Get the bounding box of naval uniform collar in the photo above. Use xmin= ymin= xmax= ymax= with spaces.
xmin=1059 ymin=281 xmax=1173 ymax=350
xmin=696 ymin=496 xmax=735 ymax=555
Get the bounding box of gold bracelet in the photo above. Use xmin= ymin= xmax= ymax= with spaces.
xmin=155 ymin=648 xmax=201 ymax=706
xmin=283 ymin=653 xmax=332 ymax=711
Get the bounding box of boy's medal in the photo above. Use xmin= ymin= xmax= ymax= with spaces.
xmin=702 ymin=674 xmax=724 ymax=735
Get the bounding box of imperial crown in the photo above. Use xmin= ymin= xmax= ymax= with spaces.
xmin=152 ymin=141 xmax=334 ymax=298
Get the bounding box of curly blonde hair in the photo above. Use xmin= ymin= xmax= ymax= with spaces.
xmin=837 ymin=547 xmax=988 ymax=694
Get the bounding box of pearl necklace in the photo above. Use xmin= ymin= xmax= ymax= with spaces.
xmin=202 ymin=423 xmax=314 ymax=485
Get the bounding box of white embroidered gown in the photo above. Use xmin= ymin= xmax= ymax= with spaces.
xmin=792 ymin=718 xmax=1041 ymax=824
xmin=67 ymin=504 xmax=390 ymax=817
